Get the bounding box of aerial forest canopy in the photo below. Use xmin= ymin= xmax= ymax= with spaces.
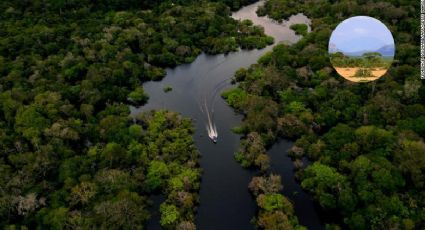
xmin=225 ymin=0 xmax=424 ymax=229
xmin=1 ymin=0 xmax=424 ymax=229
xmin=0 ymin=0 xmax=271 ymax=228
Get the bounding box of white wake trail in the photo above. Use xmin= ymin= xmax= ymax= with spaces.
xmin=204 ymin=100 xmax=218 ymax=143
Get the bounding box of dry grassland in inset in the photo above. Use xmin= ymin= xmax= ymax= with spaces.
xmin=334 ymin=67 xmax=388 ymax=82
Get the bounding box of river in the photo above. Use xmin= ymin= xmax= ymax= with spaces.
xmin=131 ymin=1 xmax=322 ymax=229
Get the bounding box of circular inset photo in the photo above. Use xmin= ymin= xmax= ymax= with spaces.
xmin=328 ymin=16 xmax=395 ymax=82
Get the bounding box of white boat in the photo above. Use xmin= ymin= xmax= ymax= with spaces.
xmin=204 ymin=102 xmax=218 ymax=143
xmin=206 ymin=117 xmax=218 ymax=143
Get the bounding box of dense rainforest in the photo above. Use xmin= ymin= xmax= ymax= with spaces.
xmin=1 ymin=0 xmax=423 ymax=229
xmin=0 ymin=0 xmax=273 ymax=229
xmin=224 ymin=0 xmax=424 ymax=229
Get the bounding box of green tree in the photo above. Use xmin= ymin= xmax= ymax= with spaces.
xmin=146 ymin=161 xmax=170 ymax=191
xmin=160 ymin=204 xmax=180 ymax=226
xmin=128 ymin=87 xmax=149 ymax=105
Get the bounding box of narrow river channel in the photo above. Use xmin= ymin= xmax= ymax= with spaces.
xmin=131 ymin=1 xmax=322 ymax=229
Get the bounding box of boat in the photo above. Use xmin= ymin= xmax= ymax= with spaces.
xmin=206 ymin=122 xmax=218 ymax=143
xmin=211 ymin=135 xmax=217 ymax=143
xmin=202 ymin=100 xmax=218 ymax=143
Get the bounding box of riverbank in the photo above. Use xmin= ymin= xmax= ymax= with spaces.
xmin=132 ymin=1 xmax=321 ymax=229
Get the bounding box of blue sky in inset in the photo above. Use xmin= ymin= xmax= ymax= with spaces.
xmin=329 ymin=16 xmax=394 ymax=53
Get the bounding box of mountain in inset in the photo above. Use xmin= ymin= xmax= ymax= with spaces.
xmin=336 ymin=44 xmax=395 ymax=57
xmin=375 ymin=44 xmax=395 ymax=57
xmin=334 ymin=37 xmax=386 ymax=53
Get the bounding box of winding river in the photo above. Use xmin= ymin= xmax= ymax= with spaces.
xmin=132 ymin=1 xmax=322 ymax=229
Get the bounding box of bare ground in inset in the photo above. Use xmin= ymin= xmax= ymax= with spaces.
xmin=334 ymin=67 xmax=388 ymax=82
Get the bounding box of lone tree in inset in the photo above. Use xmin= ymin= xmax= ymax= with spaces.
xmin=362 ymin=52 xmax=383 ymax=68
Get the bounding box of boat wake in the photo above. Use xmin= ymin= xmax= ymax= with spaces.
xmin=197 ymin=59 xmax=232 ymax=143
xmin=200 ymin=100 xmax=218 ymax=143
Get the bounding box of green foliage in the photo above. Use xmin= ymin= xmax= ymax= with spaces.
xmin=1 ymin=105 xmax=198 ymax=229
xmin=354 ymin=126 xmax=395 ymax=156
xmin=163 ymin=86 xmax=173 ymax=92
xmin=168 ymin=168 xmax=201 ymax=191
xmin=221 ymin=88 xmax=248 ymax=110
xmin=239 ymin=36 xmax=274 ymax=49
xmin=353 ymin=68 xmax=373 ymax=78
xmin=225 ymin=0 xmax=425 ymax=229
xmin=146 ymin=161 xmax=170 ymax=191
xmin=0 ymin=0 xmax=273 ymax=227
xmin=92 ymin=190 xmax=149 ymax=228
xmin=128 ymin=87 xmax=149 ymax=105
xmin=397 ymin=116 xmax=425 ymax=137
xmin=257 ymin=193 xmax=287 ymax=212
xmin=40 ymin=207 xmax=69 ymax=229
xmin=286 ymin=101 xmax=307 ymax=114
xmin=290 ymin=24 xmax=308 ymax=36
xmin=235 ymin=132 xmax=269 ymax=170
xmin=1 ymin=0 xmax=423 ymax=229
xmin=129 ymin=124 xmax=143 ymax=139
xmin=160 ymin=204 xmax=180 ymax=226
xmin=330 ymin=52 xmax=392 ymax=69
xmin=302 ymin=163 xmax=348 ymax=209
xmin=216 ymin=0 xmax=258 ymax=10
xmin=258 ymin=51 xmax=273 ymax=65
xmin=249 ymin=175 xmax=304 ymax=229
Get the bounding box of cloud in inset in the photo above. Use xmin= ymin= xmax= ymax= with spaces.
xmin=353 ymin=28 xmax=367 ymax=34
xmin=329 ymin=16 xmax=394 ymax=53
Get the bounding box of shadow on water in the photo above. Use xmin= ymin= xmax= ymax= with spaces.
xmin=131 ymin=1 xmax=322 ymax=229
xmin=268 ymin=139 xmax=325 ymax=230
xmin=145 ymin=195 xmax=165 ymax=229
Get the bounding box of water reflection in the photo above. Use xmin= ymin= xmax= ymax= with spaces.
xmin=132 ymin=1 xmax=319 ymax=229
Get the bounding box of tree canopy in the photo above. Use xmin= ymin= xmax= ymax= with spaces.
xmin=225 ymin=0 xmax=424 ymax=229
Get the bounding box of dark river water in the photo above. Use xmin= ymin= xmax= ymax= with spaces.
xmin=132 ymin=1 xmax=322 ymax=229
